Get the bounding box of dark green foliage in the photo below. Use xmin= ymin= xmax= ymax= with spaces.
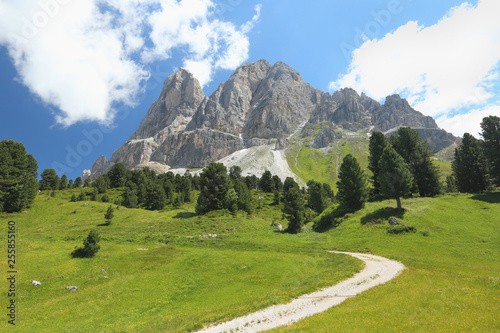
xmin=368 ymin=131 xmax=389 ymax=197
xmin=108 ymin=163 xmax=126 ymax=188
xmin=259 ymin=170 xmax=275 ymax=193
xmin=161 ymin=179 xmax=174 ymax=201
xmin=0 ymin=140 xmax=39 ymax=212
xmin=387 ymin=224 xmax=417 ymax=234
xmin=68 ymin=179 xmax=74 ymax=188
xmin=191 ymin=174 xmax=200 ymax=190
xmin=50 ymin=191 xmax=56 ymax=198
xmin=272 ymin=175 xmax=283 ymax=192
xmin=93 ymin=175 xmax=109 ymax=194
xmin=144 ymin=181 xmax=166 ymax=210
xmin=244 ymin=175 xmax=259 ymax=190
xmin=83 ymin=177 xmax=92 ymax=188
xmin=229 ymin=166 xmax=242 ymax=180
xmin=445 ymin=175 xmax=457 ymax=193
xmin=233 ymin=179 xmax=253 ymax=214
xmin=101 ymin=194 xmax=110 ymax=203
xmin=322 ymin=183 xmax=334 ymax=199
xmin=453 ymin=133 xmax=490 ymax=193
xmin=390 ymin=127 xmax=441 ymax=197
xmin=70 ymin=194 xmax=77 ymax=202
xmin=273 ymin=190 xmax=280 ymax=205
xmin=172 ymin=193 xmax=184 ymax=207
xmin=224 ymin=188 xmax=238 ymax=214
xmin=71 ymin=230 xmax=101 ymax=258
xmin=196 ymin=163 xmax=232 ymax=214
xmin=74 ymin=177 xmax=82 ymax=188
xmin=283 ymin=187 xmax=305 ymax=234
xmin=180 ymin=176 xmax=192 ymax=202
xmin=283 ymin=177 xmax=299 ymax=193
xmin=307 ymin=180 xmax=327 ymax=214
xmin=104 ymin=205 xmax=114 ymax=225
xmin=60 ymin=175 xmax=68 ymax=190
xmin=378 ymin=146 xmax=413 ymax=210
xmin=39 ymin=169 xmax=60 ymax=191
xmin=77 ymin=191 xmax=86 ymax=201
xmin=480 ymin=116 xmax=500 ymax=186
xmin=89 ymin=187 xmax=98 ymax=201
xmin=336 ymin=154 xmax=369 ymax=211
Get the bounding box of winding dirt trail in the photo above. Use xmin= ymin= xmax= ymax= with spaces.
xmin=196 ymin=251 xmax=405 ymax=333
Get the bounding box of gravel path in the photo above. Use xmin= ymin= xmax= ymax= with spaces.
xmin=196 ymin=251 xmax=405 ymax=333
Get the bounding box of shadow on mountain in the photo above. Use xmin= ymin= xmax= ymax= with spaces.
xmin=360 ymin=207 xmax=406 ymax=225
xmin=470 ymin=192 xmax=500 ymax=204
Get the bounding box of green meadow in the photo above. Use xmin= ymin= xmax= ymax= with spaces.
xmin=1 ymin=189 xmax=499 ymax=332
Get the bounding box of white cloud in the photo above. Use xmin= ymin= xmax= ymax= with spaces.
xmin=0 ymin=0 xmax=261 ymax=126
xmin=437 ymin=105 xmax=500 ymax=137
xmin=330 ymin=0 xmax=500 ymax=136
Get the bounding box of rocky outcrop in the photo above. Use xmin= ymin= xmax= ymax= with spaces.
xmin=385 ymin=128 xmax=459 ymax=153
xmin=150 ymin=129 xmax=244 ymax=168
xmin=87 ymin=60 xmax=457 ymax=179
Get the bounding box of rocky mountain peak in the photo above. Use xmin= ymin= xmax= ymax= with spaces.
xmin=130 ymin=68 xmax=205 ymax=140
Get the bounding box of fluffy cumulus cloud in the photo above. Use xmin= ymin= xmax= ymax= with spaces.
xmin=0 ymin=0 xmax=261 ymax=126
xmin=330 ymin=0 xmax=500 ymax=136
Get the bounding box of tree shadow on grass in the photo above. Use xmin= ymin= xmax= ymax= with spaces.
xmin=360 ymin=207 xmax=406 ymax=225
xmin=313 ymin=206 xmax=353 ymax=233
xmin=470 ymin=192 xmax=500 ymax=204
xmin=173 ymin=212 xmax=197 ymax=219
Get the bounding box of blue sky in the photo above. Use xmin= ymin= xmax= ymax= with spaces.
xmin=1 ymin=0 xmax=499 ymax=180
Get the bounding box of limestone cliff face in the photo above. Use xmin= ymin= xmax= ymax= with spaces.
xmin=87 ymin=60 xmax=458 ymax=179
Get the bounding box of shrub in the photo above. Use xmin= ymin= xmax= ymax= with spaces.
xmin=71 ymin=230 xmax=101 ymax=258
xmin=387 ymin=224 xmax=417 ymax=234
xmin=101 ymin=194 xmax=110 ymax=202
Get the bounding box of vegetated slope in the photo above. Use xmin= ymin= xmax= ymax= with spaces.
xmin=2 ymin=189 xmax=497 ymax=332
xmin=0 ymin=190 xmax=360 ymax=333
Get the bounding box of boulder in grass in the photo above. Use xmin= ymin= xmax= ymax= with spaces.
xmin=389 ymin=217 xmax=400 ymax=225
xmin=66 ymin=286 xmax=78 ymax=292
xmin=32 ymin=280 xmax=41 ymax=286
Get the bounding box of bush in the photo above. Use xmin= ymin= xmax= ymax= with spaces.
xmin=71 ymin=230 xmax=101 ymax=258
xmin=101 ymin=194 xmax=110 ymax=202
xmin=387 ymin=224 xmax=417 ymax=234
xmin=70 ymin=194 xmax=77 ymax=202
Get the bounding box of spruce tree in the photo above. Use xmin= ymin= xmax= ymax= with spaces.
xmin=74 ymin=177 xmax=83 ymax=188
xmin=39 ymin=169 xmax=60 ymax=191
xmin=283 ymin=187 xmax=305 ymax=234
xmin=144 ymin=181 xmax=166 ymax=210
xmin=480 ymin=116 xmax=500 ymax=186
xmin=259 ymin=170 xmax=275 ymax=193
xmin=104 ymin=205 xmax=114 ymax=225
xmin=368 ymin=131 xmax=389 ymax=197
xmin=390 ymin=127 xmax=441 ymax=197
xmin=196 ymin=163 xmax=232 ymax=214
xmin=108 ymin=163 xmax=126 ymax=188
xmin=0 ymin=141 xmax=39 ymax=213
xmin=337 ymin=154 xmax=369 ymax=210
xmin=307 ymin=180 xmax=327 ymax=214
xmin=452 ymin=133 xmax=490 ymax=193
xmin=378 ymin=146 xmax=413 ymax=210
xmin=60 ymin=175 xmax=68 ymax=190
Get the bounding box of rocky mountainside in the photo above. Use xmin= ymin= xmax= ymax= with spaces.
xmin=88 ymin=59 xmax=458 ymax=179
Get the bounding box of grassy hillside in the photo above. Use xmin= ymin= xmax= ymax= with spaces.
xmin=286 ymin=128 xmax=370 ymax=189
xmin=0 ymin=190 xmax=360 ymax=333
xmin=1 ymin=189 xmax=498 ymax=332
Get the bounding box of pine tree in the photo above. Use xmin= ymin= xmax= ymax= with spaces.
xmin=234 ymin=179 xmax=253 ymax=214
xmin=368 ymin=131 xmax=389 ymax=197
xmin=104 ymin=205 xmax=114 ymax=225
xmin=144 ymin=181 xmax=166 ymax=210
xmin=390 ymin=127 xmax=441 ymax=197
xmin=72 ymin=230 xmax=101 ymax=258
xmin=108 ymin=163 xmax=126 ymax=188
xmin=378 ymin=146 xmax=413 ymax=210
xmin=60 ymin=175 xmax=68 ymax=190
xmin=283 ymin=187 xmax=305 ymax=234
xmin=180 ymin=176 xmax=192 ymax=202
xmin=196 ymin=163 xmax=232 ymax=214
xmin=39 ymin=169 xmax=60 ymax=191
xmin=229 ymin=166 xmax=242 ymax=180
xmin=480 ymin=116 xmax=500 ymax=186
xmin=307 ymin=180 xmax=327 ymax=214
xmin=74 ymin=177 xmax=83 ymax=188
xmin=452 ymin=133 xmax=490 ymax=193
xmin=336 ymin=154 xmax=369 ymax=210
xmin=259 ymin=170 xmax=275 ymax=193
xmin=445 ymin=175 xmax=457 ymax=193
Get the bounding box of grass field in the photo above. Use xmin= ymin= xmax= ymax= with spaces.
xmin=1 ymin=189 xmax=499 ymax=332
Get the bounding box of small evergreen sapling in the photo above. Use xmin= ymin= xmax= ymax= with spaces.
xmin=104 ymin=205 xmax=114 ymax=225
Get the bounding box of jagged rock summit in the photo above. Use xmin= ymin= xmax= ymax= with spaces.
xmin=89 ymin=59 xmax=457 ymax=179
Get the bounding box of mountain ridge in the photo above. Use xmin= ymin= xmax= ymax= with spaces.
xmin=87 ymin=60 xmax=458 ymax=180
